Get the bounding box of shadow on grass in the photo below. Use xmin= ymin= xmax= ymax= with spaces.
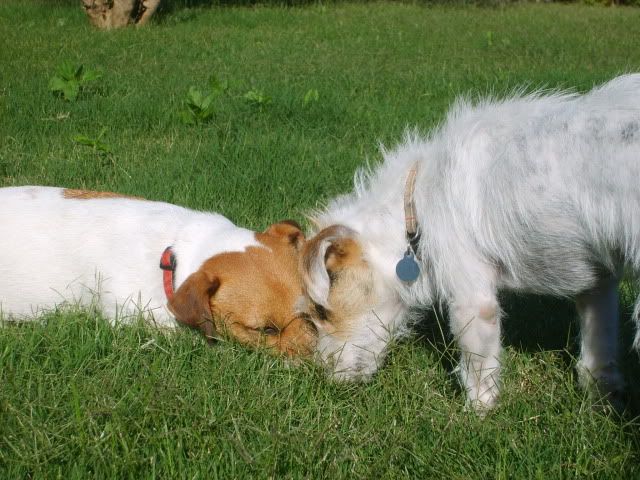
xmin=413 ymin=294 xmax=577 ymax=366
xmin=413 ymin=293 xmax=640 ymax=419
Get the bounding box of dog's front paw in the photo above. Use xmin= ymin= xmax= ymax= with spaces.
xmin=464 ymin=383 xmax=500 ymax=416
xmin=329 ymin=366 xmax=375 ymax=383
xmin=577 ymin=361 xmax=626 ymax=413
xmin=456 ymin=360 xmax=501 ymax=415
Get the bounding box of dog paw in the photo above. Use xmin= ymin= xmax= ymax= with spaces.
xmin=465 ymin=387 xmax=499 ymax=416
xmin=591 ymin=388 xmax=627 ymax=415
xmin=577 ymin=361 xmax=626 ymax=412
xmin=329 ymin=368 xmax=374 ymax=383
xmin=577 ymin=362 xmax=627 ymax=414
xmin=592 ymin=380 xmax=627 ymax=415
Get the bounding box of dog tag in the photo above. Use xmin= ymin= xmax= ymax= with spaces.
xmin=396 ymin=250 xmax=420 ymax=282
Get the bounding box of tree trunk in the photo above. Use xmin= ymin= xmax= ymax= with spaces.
xmin=81 ymin=0 xmax=161 ymax=30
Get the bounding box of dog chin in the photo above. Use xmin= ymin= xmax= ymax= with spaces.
xmin=316 ymin=339 xmax=380 ymax=382
xmin=313 ymin=303 xmax=407 ymax=382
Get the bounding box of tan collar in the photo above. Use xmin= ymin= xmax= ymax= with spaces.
xmin=403 ymin=163 xmax=420 ymax=254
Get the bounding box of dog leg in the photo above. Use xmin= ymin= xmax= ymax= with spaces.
xmin=575 ymin=276 xmax=625 ymax=410
xmin=450 ymin=292 xmax=502 ymax=413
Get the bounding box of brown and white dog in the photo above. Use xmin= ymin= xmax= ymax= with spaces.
xmin=0 ymin=186 xmax=316 ymax=355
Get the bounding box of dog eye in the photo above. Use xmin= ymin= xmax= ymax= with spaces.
xmin=258 ymin=325 xmax=279 ymax=336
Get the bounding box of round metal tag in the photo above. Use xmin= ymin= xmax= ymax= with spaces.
xmin=395 ymin=251 xmax=420 ymax=282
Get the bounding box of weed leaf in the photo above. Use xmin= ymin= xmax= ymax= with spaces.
xmin=81 ymin=69 xmax=102 ymax=83
xmin=208 ymin=75 xmax=228 ymax=95
xmin=303 ymin=88 xmax=319 ymax=107
xmin=180 ymin=79 xmax=225 ymax=125
xmin=72 ymin=133 xmax=112 ymax=154
xmin=187 ymin=86 xmax=203 ymax=106
xmin=49 ymin=62 xmax=102 ymax=101
xmin=243 ymin=89 xmax=272 ymax=107
xmin=63 ymin=83 xmax=80 ymax=102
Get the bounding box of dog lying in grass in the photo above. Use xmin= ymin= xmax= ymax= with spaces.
xmin=299 ymin=74 xmax=640 ymax=412
xmin=0 ymin=186 xmax=316 ymax=356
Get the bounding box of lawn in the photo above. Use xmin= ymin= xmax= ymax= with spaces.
xmin=1 ymin=1 xmax=640 ymax=478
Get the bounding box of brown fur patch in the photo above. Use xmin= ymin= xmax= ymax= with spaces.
xmin=258 ymin=221 xmax=305 ymax=250
xmin=169 ymin=221 xmax=316 ymax=356
xmin=62 ymin=189 xmax=143 ymax=201
xmin=300 ymin=225 xmax=359 ymax=287
xmin=317 ymin=261 xmax=376 ymax=341
xmin=325 ymin=237 xmax=363 ymax=272
xmin=300 ymin=225 xmax=376 ymax=341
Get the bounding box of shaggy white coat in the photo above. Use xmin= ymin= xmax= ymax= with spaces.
xmin=307 ymin=74 xmax=640 ymax=409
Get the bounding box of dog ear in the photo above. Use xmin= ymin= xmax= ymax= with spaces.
xmin=300 ymin=225 xmax=361 ymax=309
xmin=168 ymin=270 xmax=220 ymax=343
xmin=263 ymin=220 xmax=305 ymax=250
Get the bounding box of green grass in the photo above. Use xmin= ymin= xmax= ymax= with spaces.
xmin=1 ymin=1 xmax=640 ymax=478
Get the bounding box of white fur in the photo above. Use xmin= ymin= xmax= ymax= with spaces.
xmin=0 ymin=186 xmax=259 ymax=326
xmin=309 ymin=74 xmax=640 ymax=409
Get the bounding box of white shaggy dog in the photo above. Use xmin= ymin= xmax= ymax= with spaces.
xmin=300 ymin=74 xmax=640 ymax=411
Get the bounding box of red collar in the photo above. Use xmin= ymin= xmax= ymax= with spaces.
xmin=159 ymin=246 xmax=177 ymax=301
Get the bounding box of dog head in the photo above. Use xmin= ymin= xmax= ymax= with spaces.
xmin=298 ymin=225 xmax=407 ymax=379
xmin=168 ymin=221 xmax=317 ymax=356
